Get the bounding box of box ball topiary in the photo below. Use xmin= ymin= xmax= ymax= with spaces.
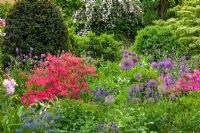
xmin=2 ymin=0 xmax=69 ymax=59
xmin=132 ymin=25 xmax=183 ymax=61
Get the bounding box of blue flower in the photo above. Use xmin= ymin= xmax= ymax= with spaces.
xmin=16 ymin=129 xmax=23 ymax=133
xmin=22 ymin=122 xmax=32 ymax=129
xmin=44 ymin=112 xmax=51 ymax=121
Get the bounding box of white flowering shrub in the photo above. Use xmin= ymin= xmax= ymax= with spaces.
xmin=73 ymin=0 xmax=143 ymax=38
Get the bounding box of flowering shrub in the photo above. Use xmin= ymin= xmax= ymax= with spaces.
xmin=22 ymin=53 xmax=96 ymax=105
xmin=73 ymin=0 xmax=143 ymax=37
xmin=175 ymin=69 xmax=200 ymax=92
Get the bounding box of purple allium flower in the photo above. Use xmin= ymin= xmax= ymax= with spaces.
xmin=146 ymin=79 xmax=157 ymax=87
xmin=120 ymin=57 xmax=134 ymax=70
xmin=158 ymin=61 xmax=165 ymax=68
xmin=135 ymin=74 xmax=142 ymax=81
xmin=151 ymin=62 xmax=158 ymax=68
xmin=164 ymin=60 xmax=173 ymax=68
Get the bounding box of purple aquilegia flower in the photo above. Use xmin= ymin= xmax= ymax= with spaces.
xmin=120 ymin=57 xmax=134 ymax=70
xmin=146 ymin=79 xmax=157 ymax=87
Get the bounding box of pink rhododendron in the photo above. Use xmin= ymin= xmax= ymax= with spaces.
xmin=175 ymin=69 xmax=200 ymax=92
xmin=22 ymin=53 xmax=96 ymax=105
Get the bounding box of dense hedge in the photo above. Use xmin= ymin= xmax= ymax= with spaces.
xmin=132 ymin=25 xmax=182 ymax=61
xmin=2 ymin=0 xmax=68 ymax=61
xmin=70 ymin=31 xmax=122 ymax=62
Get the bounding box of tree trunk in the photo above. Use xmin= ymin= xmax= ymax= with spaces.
xmin=159 ymin=0 xmax=167 ymax=20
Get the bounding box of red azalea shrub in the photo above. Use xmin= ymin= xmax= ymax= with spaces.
xmin=174 ymin=69 xmax=200 ymax=92
xmin=21 ymin=53 xmax=96 ymax=105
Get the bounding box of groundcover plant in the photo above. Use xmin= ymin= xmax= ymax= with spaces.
xmin=0 ymin=0 xmax=200 ymax=133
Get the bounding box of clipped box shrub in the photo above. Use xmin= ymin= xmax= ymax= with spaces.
xmin=132 ymin=25 xmax=182 ymax=61
xmin=2 ymin=0 xmax=69 ymax=61
xmin=71 ymin=31 xmax=122 ymax=61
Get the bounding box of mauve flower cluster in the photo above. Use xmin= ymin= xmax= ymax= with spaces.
xmin=2 ymin=77 xmax=17 ymax=95
xmin=120 ymin=50 xmax=140 ymax=70
xmin=22 ymin=53 xmax=96 ymax=106
xmin=175 ymin=69 xmax=200 ymax=92
xmin=151 ymin=59 xmax=173 ymax=70
xmin=151 ymin=59 xmax=176 ymax=88
xmin=128 ymin=83 xmax=160 ymax=103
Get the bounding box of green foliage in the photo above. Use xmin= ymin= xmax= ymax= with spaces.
xmin=52 ymin=98 xmax=104 ymax=132
xmin=140 ymin=0 xmax=160 ymax=25
xmin=0 ymin=87 xmax=21 ymax=132
xmin=0 ymin=3 xmax=12 ymax=18
xmin=2 ymin=0 xmax=69 ymax=62
xmin=155 ymin=0 xmax=200 ymax=56
xmin=71 ymin=31 xmax=122 ymax=61
xmin=144 ymin=92 xmax=200 ymax=132
xmin=52 ymin=0 xmax=82 ymax=17
xmin=132 ymin=25 xmax=182 ymax=60
xmin=89 ymin=60 xmax=158 ymax=96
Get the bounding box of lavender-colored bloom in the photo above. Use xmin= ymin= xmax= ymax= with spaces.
xmin=151 ymin=62 xmax=158 ymax=68
xmin=164 ymin=60 xmax=173 ymax=68
xmin=135 ymin=74 xmax=142 ymax=81
xmin=158 ymin=61 xmax=165 ymax=68
xmin=146 ymin=80 xmax=157 ymax=87
xmin=164 ymin=75 xmax=175 ymax=86
xmin=120 ymin=57 xmax=134 ymax=70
